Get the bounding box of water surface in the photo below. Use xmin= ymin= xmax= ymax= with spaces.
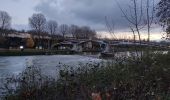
xmin=0 ymin=55 xmax=101 ymax=78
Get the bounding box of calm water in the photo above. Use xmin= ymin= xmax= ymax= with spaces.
xmin=0 ymin=55 xmax=102 ymax=78
xmin=0 ymin=51 xmax=167 ymax=78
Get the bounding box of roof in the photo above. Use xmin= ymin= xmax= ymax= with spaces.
xmin=78 ymin=40 xmax=106 ymax=45
xmin=7 ymin=33 xmax=31 ymax=38
xmin=110 ymin=42 xmax=148 ymax=46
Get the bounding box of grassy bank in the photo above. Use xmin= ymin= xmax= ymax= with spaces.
xmin=0 ymin=52 xmax=170 ymax=100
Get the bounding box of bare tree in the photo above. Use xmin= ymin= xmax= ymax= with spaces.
xmin=105 ymin=16 xmax=117 ymax=40
xmin=145 ymin=0 xmax=155 ymax=43
xmin=29 ymin=13 xmax=47 ymax=33
xmin=29 ymin=13 xmax=47 ymax=48
xmin=81 ymin=26 xmax=96 ymax=39
xmin=0 ymin=11 xmax=11 ymax=30
xmin=69 ymin=25 xmax=79 ymax=38
xmin=47 ymin=20 xmax=58 ymax=48
xmin=129 ymin=25 xmax=136 ymax=43
xmin=116 ymin=0 xmax=145 ymax=44
xmin=47 ymin=20 xmax=58 ymax=36
xmin=60 ymin=24 xmax=96 ymax=39
xmin=116 ymin=0 xmax=156 ymax=44
xmin=81 ymin=26 xmax=90 ymax=39
xmin=59 ymin=24 xmax=69 ymax=38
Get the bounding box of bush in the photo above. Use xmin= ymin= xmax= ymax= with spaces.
xmin=0 ymin=52 xmax=170 ymax=100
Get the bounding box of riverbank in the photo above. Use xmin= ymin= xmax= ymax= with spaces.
xmin=0 ymin=48 xmax=169 ymax=57
xmin=1 ymin=52 xmax=170 ymax=100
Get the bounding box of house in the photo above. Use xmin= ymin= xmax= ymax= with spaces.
xmin=52 ymin=41 xmax=73 ymax=50
xmin=78 ymin=40 xmax=106 ymax=52
xmin=51 ymin=40 xmax=79 ymax=51
xmin=6 ymin=32 xmax=31 ymax=49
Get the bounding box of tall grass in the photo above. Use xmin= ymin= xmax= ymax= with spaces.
xmin=0 ymin=52 xmax=170 ymax=100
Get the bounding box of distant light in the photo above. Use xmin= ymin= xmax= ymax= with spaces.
xmin=39 ymin=46 xmax=42 ymax=49
xmin=20 ymin=46 xmax=24 ymax=49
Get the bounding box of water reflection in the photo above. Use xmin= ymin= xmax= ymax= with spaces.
xmin=0 ymin=55 xmax=101 ymax=78
xmin=0 ymin=51 xmax=168 ymax=78
xmin=0 ymin=56 xmax=31 ymax=78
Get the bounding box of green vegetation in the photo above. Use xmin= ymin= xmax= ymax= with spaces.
xmin=0 ymin=52 xmax=170 ymax=100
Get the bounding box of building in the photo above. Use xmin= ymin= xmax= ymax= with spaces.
xmin=52 ymin=41 xmax=74 ymax=50
xmin=78 ymin=40 xmax=106 ymax=52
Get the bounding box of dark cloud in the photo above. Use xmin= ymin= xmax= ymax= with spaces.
xmin=34 ymin=0 xmax=159 ymax=32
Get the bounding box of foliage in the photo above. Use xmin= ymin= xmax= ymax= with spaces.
xmin=26 ymin=37 xmax=35 ymax=48
xmin=156 ymin=0 xmax=170 ymax=35
xmin=1 ymin=52 xmax=170 ymax=100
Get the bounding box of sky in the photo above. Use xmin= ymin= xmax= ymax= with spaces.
xmin=0 ymin=0 xmax=164 ymax=40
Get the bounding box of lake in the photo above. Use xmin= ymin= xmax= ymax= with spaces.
xmin=0 ymin=51 xmax=167 ymax=79
xmin=0 ymin=55 xmax=102 ymax=79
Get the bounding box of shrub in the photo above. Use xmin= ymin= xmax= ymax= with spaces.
xmin=1 ymin=52 xmax=170 ymax=100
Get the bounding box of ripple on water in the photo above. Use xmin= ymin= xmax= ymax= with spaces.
xmin=0 ymin=55 xmax=102 ymax=78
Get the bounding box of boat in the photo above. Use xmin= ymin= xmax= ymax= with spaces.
xmin=99 ymin=44 xmax=114 ymax=58
xmin=100 ymin=52 xmax=115 ymax=58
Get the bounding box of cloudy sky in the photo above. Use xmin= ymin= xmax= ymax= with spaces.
xmin=0 ymin=0 xmax=164 ymax=40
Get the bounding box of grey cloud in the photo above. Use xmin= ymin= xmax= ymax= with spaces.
xmin=34 ymin=0 xmax=159 ymax=32
xmin=35 ymin=0 xmax=77 ymax=25
xmin=69 ymin=0 xmax=130 ymax=30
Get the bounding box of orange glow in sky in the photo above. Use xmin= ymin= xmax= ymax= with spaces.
xmin=97 ymin=31 xmax=165 ymax=41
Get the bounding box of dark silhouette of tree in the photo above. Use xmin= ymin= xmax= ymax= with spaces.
xmin=68 ymin=25 xmax=97 ymax=39
xmin=0 ymin=10 xmax=11 ymax=30
xmin=116 ymin=0 xmax=155 ymax=44
xmin=105 ymin=16 xmax=117 ymax=40
xmin=157 ymin=0 xmax=170 ymax=37
xmin=47 ymin=20 xmax=58 ymax=48
xmin=144 ymin=0 xmax=155 ymax=43
xmin=59 ymin=24 xmax=69 ymax=38
xmin=80 ymin=26 xmax=96 ymax=39
xmin=47 ymin=20 xmax=58 ymax=36
xmin=29 ymin=13 xmax=47 ymax=48
xmin=116 ymin=0 xmax=145 ymax=44
xmin=69 ymin=25 xmax=80 ymax=39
